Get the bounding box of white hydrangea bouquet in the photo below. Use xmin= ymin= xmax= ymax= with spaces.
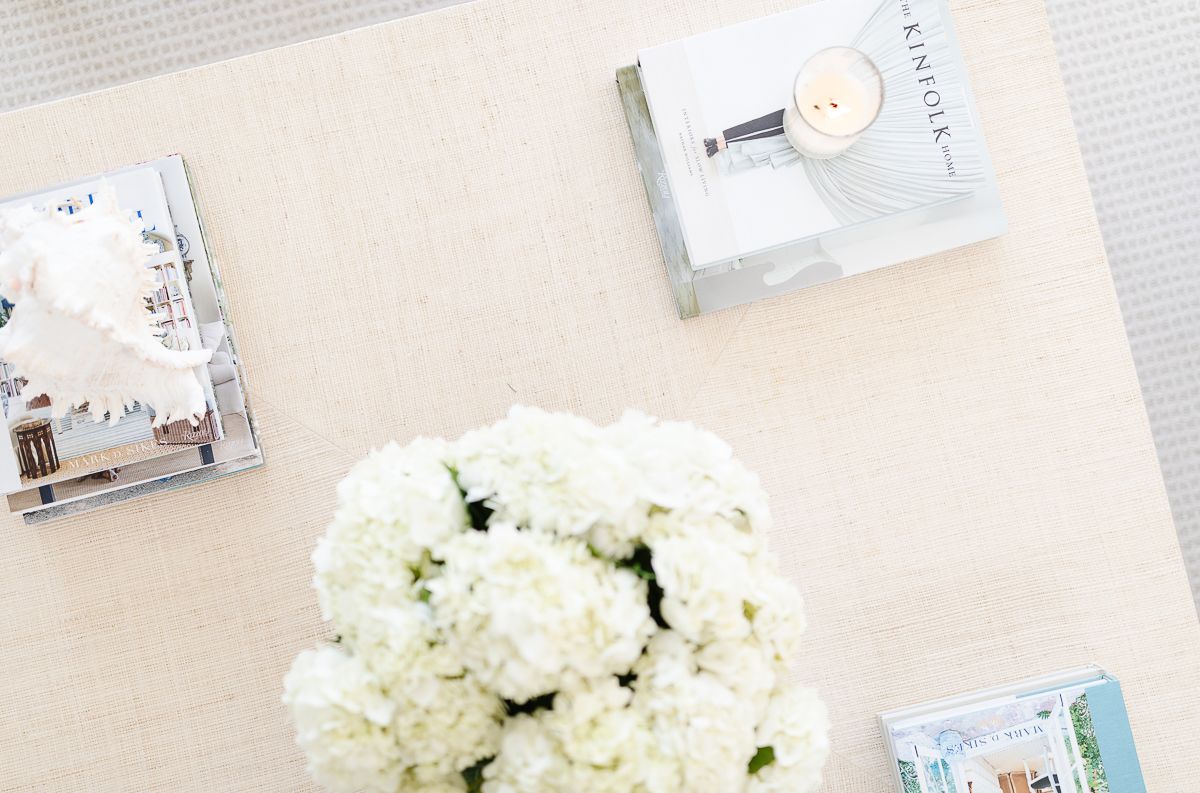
xmin=284 ymin=407 xmax=829 ymax=793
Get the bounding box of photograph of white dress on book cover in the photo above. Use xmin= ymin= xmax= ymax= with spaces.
xmin=890 ymin=687 xmax=1110 ymax=793
xmin=638 ymin=0 xmax=988 ymax=269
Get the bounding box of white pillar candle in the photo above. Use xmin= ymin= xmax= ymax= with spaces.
xmin=783 ymin=46 xmax=884 ymax=160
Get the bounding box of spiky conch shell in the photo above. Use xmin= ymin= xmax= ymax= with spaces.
xmin=0 ymin=186 xmax=212 ymax=426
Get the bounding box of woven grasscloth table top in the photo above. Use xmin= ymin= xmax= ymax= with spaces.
xmin=0 ymin=0 xmax=1196 ymax=790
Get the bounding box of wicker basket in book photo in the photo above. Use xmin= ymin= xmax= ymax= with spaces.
xmin=154 ymin=408 xmax=220 ymax=445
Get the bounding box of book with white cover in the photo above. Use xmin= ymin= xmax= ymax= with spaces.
xmin=1 ymin=156 xmax=262 ymax=522
xmin=621 ymin=0 xmax=1006 ymax=316
xmin=880 ymin=667 xmax=1147 ymax=793
xmin=0 ymin=166 xmax=223 ymax=497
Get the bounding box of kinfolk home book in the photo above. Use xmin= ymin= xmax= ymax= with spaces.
xmin=619 ymin=0 xmax=1006 ymax=317
xmin=0 ymin=156 xmax=262 ymax=523
xmin=880 ymin=667 xmax=1147 ymax=793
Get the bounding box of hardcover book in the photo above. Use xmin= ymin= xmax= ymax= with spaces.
xmin=1 ymin=156 xmax=262 ymax=522
xmin=620 ymin=0 xmax=1006 ymax=316
xmin=880 ymin=667 xmax=1146 ymax=793
xmin=0 ymin=166 xmax=223 ymax=493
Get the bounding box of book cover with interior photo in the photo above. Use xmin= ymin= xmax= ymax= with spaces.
xmin=1 ymin=156 xmax=261 ymax=522
xmin=620 ymin=0 xmax=1006 ymax=316
xmin=0 ymin=166 xmax=223 ymax=495
xmin=880 ymin=667 xmax=1146 ymax=793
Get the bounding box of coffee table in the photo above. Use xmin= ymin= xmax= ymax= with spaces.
xmin=0 ymin=0 xmax=1195 ymax=789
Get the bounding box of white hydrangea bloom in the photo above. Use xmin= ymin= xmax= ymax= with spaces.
xmin=652 ymin=533 xmax=755 ymax=645
xmin=313 ymin=438 xmax=467 ymax=635
xmin=452 ymin=406 xmax=646 ymax=545
xmin=428 ymin=523 xmax=655 ymax=701
xmin=386 ymin=771 xmax=470 ymax=793
xmin=351 ymin=606 xmax=504 ymax=778
xmin=586 ymin=518 xmax=648 ymax=562
xmin=391 ymin=669 xmax=501 ymax=779
xmin=695 ymin=637 xmax=778 ymax=723
xmin=402 ymin=778 xmax=468 ymax=793
xmin=282 ymin=646 xmax=403 ymax=793
xmin=540 ymin=678 xmax=655 ymax=791
xmin=608 ymin=411 xmax=772 ymax=532
xmin=485 ymin=678 xmax=660 ymax=793
xmin=744 ymin=561 xmax=807 ymax=665
xmin=746 ymin=685 xmax=830 ymax=793
xmin=348 ymin=602 xmax=452 ymax=682
xmin=480 ymin=714 xmax=571 ymax=792
xmin=643 ymin=509 xmax=766 ymax=558
xmin=645 ymin=511 xmax=805 ymax=665
xmin=633 ymin=633 xmax=760 ymax=793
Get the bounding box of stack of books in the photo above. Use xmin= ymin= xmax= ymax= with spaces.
xmin=618 ymin=0 xmax=1006 ymax=317
xmin=881 ymin=667 xmax=1147 ymax=793
xmin=0 ymin=156 xmax=262 ymax=523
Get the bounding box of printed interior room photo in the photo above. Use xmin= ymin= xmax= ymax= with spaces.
xmin=893 ymin=689 xmax=1106 ymax=793
xmin=0 ymin=1 xmax=1196 ymax=793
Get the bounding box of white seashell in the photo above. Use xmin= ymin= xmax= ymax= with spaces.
xmin=0 ymin=186 xmax=212 ymax=426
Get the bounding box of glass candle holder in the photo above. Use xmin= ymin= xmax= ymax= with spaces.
xmin=783 ymin=46 xmax=884 ymax=160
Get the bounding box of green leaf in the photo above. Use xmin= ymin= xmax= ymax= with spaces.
xmin=748 ymin=746 xmax=776 ymax=774
xmin=462 ymin=757 xmax=492 ymax=792
xmin=628 ymin=562 xmax=655 ymax=581
xmin=616 ymin=545 xmax=657 ymax=582
xmin=504 ymin=692 xmax=557 ymax=717
xmin=444 ymin=464 xmax=493 ymax=531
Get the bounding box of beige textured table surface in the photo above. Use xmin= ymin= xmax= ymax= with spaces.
xmin=0 ymin=0 xmax=1196 ymax=790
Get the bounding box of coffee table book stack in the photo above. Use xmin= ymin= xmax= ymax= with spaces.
xmin=619 ymin=0 xmax=1007 ymax=317
xmin=0 ymin=156 xmax=262 ymax=523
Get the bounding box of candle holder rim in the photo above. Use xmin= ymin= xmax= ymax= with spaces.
xmin=791 ymin=45 xmax=885 ymax=140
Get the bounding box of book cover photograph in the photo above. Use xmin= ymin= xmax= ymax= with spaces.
xmin=621 ymin=0 xmax=1006 ymax=316
xmin=0 ymin=156 xmax=261 ymax=522
xmin=640 ymin=0 xmax=986 ymax=269
xmin=881 ymin=669 xmax=1146 ymax=793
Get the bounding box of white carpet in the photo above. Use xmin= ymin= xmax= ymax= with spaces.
xmin=1044 ymin=0 xmax=1200 ymax=613
xmin=0 ymin=0 xmax=464 ymax=111
xmin=1 ymin=0 xmax=1197 ymax=613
